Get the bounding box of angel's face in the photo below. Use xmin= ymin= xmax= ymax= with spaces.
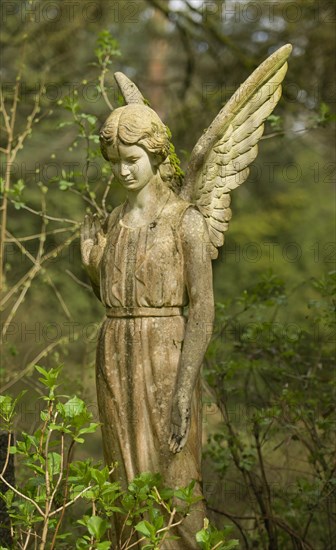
xmin=107 ymin=142 xmax=157 ymax=192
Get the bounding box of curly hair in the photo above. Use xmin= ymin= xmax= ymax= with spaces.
xmin=100 ymin=105 xmax=170 ymax=162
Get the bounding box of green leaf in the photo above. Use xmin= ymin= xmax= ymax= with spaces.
xmin=95 ymin=31 xmax=121 ymax=65
xmin=223 ymin=541 xmax=240 ymax=550
xmin=196 ymin=522 xmax=239 ymax=550
xmin=26 ymin=462 xmax=45 ymax=475
xmin=34 ymin=365 xmax=49 ymax=377
xmin=174 ymin=480 xmax=201 ymax=505
xmin=76 ymin=537 xmax=91 ymax=550
xmin=135 ymin=520 xmax=155 ymax=538
xmin=196 ymin=527 xmax=210 ymax=546
xmin=316 ymin=102 xmax=336 ymax=126
xmin=0 ymin=390 xmax=27 ymax=425
xmin=58 ymin=121 xmax=74 ymax=128
xmin=35 ymin=365 xmax=62 ymax=390
xmin=0 ymin=396 xmax=13 ymax=422
xmin=80 ymin=113 xmax=97 ymax=125
xmin=78 ymin=423 xmax=100 ymax=436
xmin=59 ymin=179 xmax=74 ymax=191
xmin=40 ymin=410 xmax=49 ymax=422
xmin=13 ymin=200 xmax=25 ymax=210
xmin=62 ymin=396 xmax=86 ymax=419
xmin=0 ymin=489 xmax=14 ymax=508
xmin=47 ymin=452 xmax=62 ymax=476
xmin=88 ymin=134 xmax=100 ymax=143
xmin=87 ymin=516 xmax=108 ymax=540
xmin=157 ymin=487 xmax=174 ymax=501
xmin=267 ymin=114 xmax=283 ymax=131
xmin=13 ymin=179 xmax=25 ymax=194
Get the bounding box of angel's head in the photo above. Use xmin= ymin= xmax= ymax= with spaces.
xmin=100 ymin=104 xmax=170 ymax=161
xmin=99 ymin=105 xmax=175 ymax=186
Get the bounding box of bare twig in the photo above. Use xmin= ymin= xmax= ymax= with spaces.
xmin=0 ymin=431 xmax=12 ymax=477
xmin=65 ymin=269 xmax=91 ymax=290
xmin=0 ymin=331 xmax=79 ymax=393
xmin=99 ymin=57 xmax=114 ymax=111
xmin=22 ymin=528 xmax=32 ymax=550
xmin=0 ymin=76 xmax=45 ymax=294
xmin=49 ymin=483 xmax=93 ymax=518
xmin=10 ymin=202 xmax=79 ymax=225
xmin=101 ymin=173 xmax=114 ymax=215
xmin=5 ymin=227 xmax=74 ymax=242
xmin=0 ymin=231 xmax=78 ymax=309
xmin=0 ymin=473 xmax=45 ymax=517
xmin=49 ymin=438 xmax=75 ymax=549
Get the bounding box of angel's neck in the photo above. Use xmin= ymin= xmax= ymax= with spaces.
xmin=126 ymin=176 xmax=166 ymax=211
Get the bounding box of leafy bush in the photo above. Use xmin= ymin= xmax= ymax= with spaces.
xmin=0 ymin=365 xmax=238 ymax=550
xmin=204 ymin=271 xmax=336 ymax=549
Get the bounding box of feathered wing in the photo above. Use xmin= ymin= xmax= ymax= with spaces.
xmin=114 ymin=72 xmax=146 ymax=105
xmin=180 ymin=44 xmax=292 ymax=259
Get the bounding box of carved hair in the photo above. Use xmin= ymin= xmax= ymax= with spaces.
xmin=99 ymin=105 xmax=169 ymax=161
xmin=99 ymin=105 xmax=175 ymax=185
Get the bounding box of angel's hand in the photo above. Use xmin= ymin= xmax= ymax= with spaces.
xmin=80 ymin=213 xmax=106 ymax=268
xmin=168 ymin=394 xmax=191 ymax=454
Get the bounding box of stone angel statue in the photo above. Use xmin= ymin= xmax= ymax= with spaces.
xmin=81 ymin=44 xmax=292 ymax=548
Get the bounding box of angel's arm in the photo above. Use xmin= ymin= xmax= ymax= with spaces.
xmin=169 ymin=207 xmax=214 ymax=453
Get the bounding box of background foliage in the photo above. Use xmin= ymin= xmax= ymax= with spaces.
xmin=0 ymin=0 xmax=335 ymax=548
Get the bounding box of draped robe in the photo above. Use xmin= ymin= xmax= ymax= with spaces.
xmin=94 ymin=191 xmax=206 ymax=548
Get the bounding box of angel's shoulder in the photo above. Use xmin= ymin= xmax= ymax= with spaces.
xmin=164 ymin=191 xmax=199 ymax=221
xmin=181 ymin=205 xmax=205 ymax=226
xmin=180 ymin=205 xmax=210 ymax=245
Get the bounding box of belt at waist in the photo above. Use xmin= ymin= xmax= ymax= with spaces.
xmin=106 ymin=306 xmax=183 ymax=318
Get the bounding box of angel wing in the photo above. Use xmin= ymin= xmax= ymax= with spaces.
xmin=180 ymin=44 xmax=292 ymax=259
xmin=114 ymin=72 xmax=147 ymax=105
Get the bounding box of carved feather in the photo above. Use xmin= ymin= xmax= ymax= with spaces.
xmin=114 ymin=72 xmax=146 ymax=105
xmin=180 ymin=44 xmax=292 ymax=259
